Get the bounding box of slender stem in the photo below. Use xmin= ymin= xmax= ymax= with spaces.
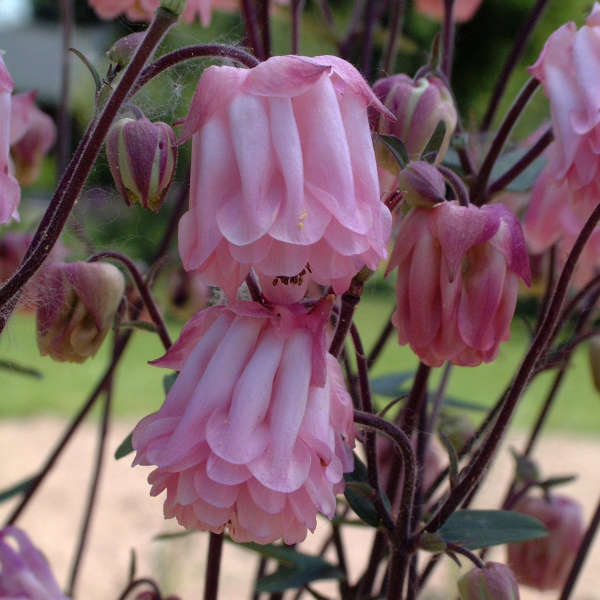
xmin=245 ymin=271 xmax=265 ymax=304
xmin=557 ymin=272 xmax=600 ymax=334
xmin=241 ymin=0 xmax=265 ymax=60
xmin=425 ymin=200 xmax=600 ymax=534
xmin=88 ymin=251 xmax=172 ymax=350
xmin=446 ymin=542 xmax=485 ymax=569
xmin=117 ymin=578 xmax=163 ymax=600
xmin=135 ymin=44 xmax=260 ymax=94
xmin=428 ymin=363 xmax=452 ymax=434
xmin=355 ymin=531 xmax=387 ymax=598
xmin=471 ymin=78 xmax=540 ymax=205
xmin=291 ymin=0 xmax=304 ymax=54
xmin=367 ymin=308 xmax=396 ymax=369
xmin=204 ymin=533 xmax=224 ymax=600
xmin=559 ymin=493 xmax=600 ymax=600
xmin=331 ymin=523 xmax=350 ymax=597
xmin=360 ymin=0 xmax=378 ymax=79
xmin=67 ymin=379 xmax=113 ymax=596
xmin=481 ymin=0 xmax=550 ymax=131
xmin=382 ymin=0 xmax=405 ymax=74
xmin=441 ymin=0 xmax=456 ymax=80
xmin=400 ymin=362 xmax=431 ymax=438
xmin=533 ymin=245 xmax=556 ymax=336
xmin=350 ymin=323 xmax=395 ymax=531
xmin=252 ymin=558 xmax=267 ymax=600
xmin=487 ymin=128 xmax=553 ymax=196
xmin=0 ymin=8 xmax=178 ymax=331
xmin=329 ymin=278 xmax=364 ymax=358
xmin=258 ymin=0 xmax=272 ymax=59
xmin=58 ymin=0 xmax=73 ymax=175
xmin=437 ymin=165 xmax=469 ymax=206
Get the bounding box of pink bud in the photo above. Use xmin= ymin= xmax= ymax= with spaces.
xmin=0 ymin=526 xmax=67 ymax=599
xmin=398 ymin=161 xmax=446 ymax=208
xmin=458 ymin=562 xmax=520 ymax=600
xmin=416 ymin=0 xmax=483 ymax=23
xmin=10 ymin=92 xmax=57 ymax=186
xmin=36 ymin=261 xmax=125 ymax=363
xmin=106 ymin=117 xmax=177 ymax=212
xmin=507 ymin=495 xmax=584 ymax=590
xmin=372 ymin=74 xmax=457 ymax=164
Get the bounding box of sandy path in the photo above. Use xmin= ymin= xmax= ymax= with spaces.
xmin=0 ymin=418 xmax=599 ymax=599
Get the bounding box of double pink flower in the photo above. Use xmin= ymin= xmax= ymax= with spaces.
xmin=132 ymin=301 xmax=355 ymax=544
xmin=178 ymin=55 xmax=392 ymax=301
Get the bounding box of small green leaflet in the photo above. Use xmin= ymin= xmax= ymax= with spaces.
xmin=0 ymin=476 xmax=37 ymax=504
xmin=114 ymin=432 xmax=133 ymax=460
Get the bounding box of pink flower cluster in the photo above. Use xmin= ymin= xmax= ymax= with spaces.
xmin=133 ymin=301 xmax=355 ymax=544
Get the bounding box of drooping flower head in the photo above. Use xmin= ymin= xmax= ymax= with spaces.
xmin=132 ymin=300 xmax=355 ymax=544
xmin=0 ymin=56 xmax=21 ymax=225
xmin=507 ymin=494 xmax=584 ymax=591
xmin=529 ymin=3 xmax=600 ymax=210
xmin=178 ymin=55 xmax=393 ymax=302
xmin=458 ymin=562 xmax=520 ymax=600
xmin=388 ymin=201 xmax=531 ymax=367
xmin=0 ymin=526 xmax=68 ymax=600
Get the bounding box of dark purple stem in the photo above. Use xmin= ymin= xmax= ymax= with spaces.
xmin=329 ymin=278 xmax=364 ymax=358
xmin=382 ymin=0 xmax=405 ymax=74
xmin=400 ymin=362 xmax=431 ymax=438
xmin=88 ymin=251 xmax=172 ymax=350
xmin=58 ymin=0 xmax=73 ymax=175
xmin=367 ymin=308 xmax=396 ymax=369
xmin=481 ymin=0 xmax=550 ymax=131
xmin=258 ymin=0 xmax=272 ymax=59
xmin=425 ymin=200 xmax=600 ymax=534
xmin=487 ymin=128 xmax=553 ymax=196
xmin=360 ymin=0 xmax=378 ymax=79
xmin=117 ymin=578 xmax=163 ymax=600
xmin=241 ymin=0 xmax=265 ymax=60
xmin=441 ymin=0 xmax=455 ymax=80
xmin=0 ymin=7 xmax=178 ymax=332
xmin=437 ymin=165 xmax=469 ymax=206
xmin=204 ymin=533 xmax=224 ymax=600
xmin=472 ymin=78 xmax=540 ymax=205
xmin=291 ymin=0 xmax=304 ymax=54
xmin=446 ymin=542 xmax=485 ymax=569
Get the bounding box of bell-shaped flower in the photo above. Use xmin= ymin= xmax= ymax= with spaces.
xmin=507 ymin=494 xmax=584 ymax=590
xmin=458 ymin=562 xmax=520 ymax=600
xmin=0 ymin=526 xmax=68 ymax=600
xmin=178 ymin=55 xmax=392 ymax=302
xmin=387 ymin=201 xmax=531 ymax=367
xmin=106 ymin=116 xmax=177 ymax=212
xmin=10 ymin=92 xmax=57 ymax=186
xmin=132 ymin=300 xmax=355 ymax=544
xmin=529 ymin=3 xmax=600 ymax=207
xmin=36 ymin=261 xmax=125 ymax=363
xmin=0 ymin=56 xmax=21 ymax=225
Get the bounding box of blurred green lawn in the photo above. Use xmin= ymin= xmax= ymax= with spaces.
xmin=1 ymin=292 xmax=599 ymax=434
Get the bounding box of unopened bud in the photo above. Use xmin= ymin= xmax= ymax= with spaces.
xmin=106 ymin=116 xmax=177 ymax=212
xmin=507 ymin=495 xmax=583 ymax=591
xmin=458 ymin=562 xmax=520 ymax=600
xmin=371 ymin=74 xmax=457 ymax=165
xmin=438 ymin=412 xmax=475 ymax=453
xmin=107 ymin=32 xmax=145 ymax=68
xmin=37 ymin=261 xmax=125 ymax=363
xmin=161 ymin=0 xmax=186 ymax=15
xmin=397 ymin=161 xmax=446 ymax=208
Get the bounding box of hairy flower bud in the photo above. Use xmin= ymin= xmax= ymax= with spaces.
xmin=372 ymin=74 xmax=457 ymax=165
xmin=398 ymin=161 xmax=446 ymax=208
xmin=0 ymin=526 xmax=67 ymax=599
xmin=106 ymin=116 xmax=177 ymax=212
xmin=458 ymin=562 xmax=520 ymax=600
xmin=507 ymin=495 xmax=584 ymax=590
xmin=37 ymin=261 xmax=125 ymax=363
xmin=107 ymin=32 xmax=145 ymax=67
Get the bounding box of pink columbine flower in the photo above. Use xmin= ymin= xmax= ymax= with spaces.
xmin=387 ymin=201 xmax=531 ymax=367
xmin=0 ymin=526 xmax=68 ymax=600
xmin=10 ymin=92 xmax=57 ymax=186
xmin=529 ymin=3 xmax=600 ymax=209
xmin=132 ymin=300 xmax=355 ymax=544
xmin=0 ymin=56 xmax=21 ymax=225
xmin=458 ymin=562 xmax=520 ymax=600
xmin=415 ymin=0 xmax=482 ymax=22
xmin=178 ymin=55 xmax=393 ymax=302
xmin=507 ymin=495 xmax=584 ymax=591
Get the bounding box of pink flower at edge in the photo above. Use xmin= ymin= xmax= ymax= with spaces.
xmin=132 ymin=300 xmax=355 ymax=545
xmin=388 ymin=201 xmax=531 ymax=367
xmin=178 ymin=54 xmax=393 ymax=302
xmin=0 ymin=526 xmax=68 ymax=600
xmin=0 ymin=56 xmax=21 ymax=225
xmin=415 ymin=0 xmax=483 ymax=23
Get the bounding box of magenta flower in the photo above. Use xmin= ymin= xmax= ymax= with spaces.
xmin=507 ymin=495 xmax=584 ymax=591
xmin=0 ymin=526 xmax=68 ymax=600
xmin=387 ymin=201 xmax=531 ymax=367
xmin=529 ymin=3 xmax=600 ymax=207
xmin=178 ymin=55 xmax=392 ymax=302
xmin=0 ymin=56 xmax=21 ymax=225
xmin=132 ymin=300 xmax=355 ymax=544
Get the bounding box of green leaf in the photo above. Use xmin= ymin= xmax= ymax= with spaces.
xmin=439 ymin=509 xmax=547 ymax=550
xmin=114 ymin=432 xmax=134 ymax=460
xmin=438 ymin=432 xmax=459 ymax=489
xmin=343 ymin=454 xmax=380 ymax=527
xmin=378 ymin=134 xmax=409 ymax=168
xmin=0 ymin=359 xmax=42 ymax=379
xmin=371 ymin=372 xmax=414 ymax=396
xmin=163 ymin=373 xmax=178 ymax=394
xmin=117 ymin=320 xmax=158 ymax=333
xmin=540 ymin=475 xmax=577 ymax=490
xmin=0 ymin=476 xmax=36 ymax=504
xmin=154 ymin=530 xmax=198 ymax=541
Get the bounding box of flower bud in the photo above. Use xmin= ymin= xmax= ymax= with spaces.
xmin=438 ymin=412 xmax=475 ymax=453
xmin=106 ymin=116 xmax=177 ymax=212
xmin=507 ymin=494 xmax=584 ymax=590
xmin=37 ymin=261 xmax=125 ymax=363
xmin=372 ymin=74 xmax=457 ymax=165
xmin=588 ymin=334 xmax=600 ymax=392
xmin=107 ymin=32 xmax=145 ymax=68
xmin=458 ymin=562 xmax=520 ymax=600
xmin=397 ymin=161 xmax=446 ymax=208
